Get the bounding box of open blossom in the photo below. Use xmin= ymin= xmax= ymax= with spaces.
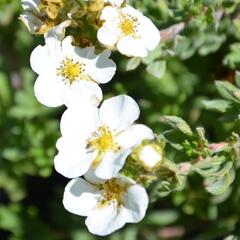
xmin=63 ymin=173 xmax=148 ymax=236
xmin=97 ymin=5 xmax=160 ymax=57
xmin=54 ymin=95 xmax=154 ymax=179
xmin=30 ymin=35 xmax=116 ymax=107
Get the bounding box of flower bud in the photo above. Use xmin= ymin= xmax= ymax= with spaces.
xmin=139 ymin=144 xmax=163 ymax=169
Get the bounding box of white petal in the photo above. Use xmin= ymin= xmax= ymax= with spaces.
xmin=117 ymin=124 xmax=154 ymax=149
xmin=139 ymin=16 xmax=160 ymax=51
xmin=74 ymin=46 xmax=95 ymax=59
xmin=100 ymin=6 xmax=119 ymax=21
xmin=60 ymin=106 xmax=100 ymax=138
xmin=117 ymin=36 xmax=147 ymax=57
xmin=122 ymin=183 xmax=149 ymax=222
xmin=44 ymin=20 xmax=71 ymax=41
xmin=94 ymin=150 xmax=131 ymax=179
xmin=84 ymin=169 xmax=105 ymax=185
xmin=34 ymin=74 xmax=65 ymax=107
xmin=63 ymin=178 xmax=100 ymax=216
xmin=120 ymin=5 xmax=142 ymax=18
xmin=61 ymin=36 xmax=76 ymax=56
xmin=87 ymin=50 xmax=116 ymax=84
xmin=65 ymin=81 xmax=103 ymax=108
xmin=99 ymin=95 xmax=140 ymax=131
xmin=44 ymin=34 xmax=62 ymax=57
xmin=22 ymin=0 xmax=40 ymax=11
xmin=86 ymin=203 xmax=126 ymax=236
xmin=97 ymin=22 xmax=119 ymax=47
xmin=19 ymin=13 xmax=43 ymax=33
xmin=54 ymin=137 xmax=94 ymax=178
xmin=30 ymin=45 xmax=49 ymax=74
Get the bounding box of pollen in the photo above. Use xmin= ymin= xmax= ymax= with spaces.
xmin=86 ymin=125 xmax=121 ymax=168
xmin=57 ymin=57 xmax=85 ymax=84
xmin=98 ymin=179 xmax=127 ymax=208
xmin=119 ymin=14 xmax=139 ymax=36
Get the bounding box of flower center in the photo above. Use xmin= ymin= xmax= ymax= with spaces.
xmin=87 ymin=125 xmax=119 ymax=152
xmin=86 ymin=125 xmax=121 ymax=168
xmin=98 ymin=178 xmax=127 ymax=207
xmin=119 ymin=14 xmax=139 ymax=36
xmin=57 ymin=57 xmax=85 ymax=84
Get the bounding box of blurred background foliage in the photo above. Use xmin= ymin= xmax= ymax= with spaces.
xmin=1 ymin=0 xmax=240 ymax=239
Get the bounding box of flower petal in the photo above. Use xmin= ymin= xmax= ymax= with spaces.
xmin=94 ymin=150 xmax=131 ymax=179
xmin=63 ymin=178 xmax=100 ymax=216
xmin=22 ymin=0 xmax=40 ymax=11
xmin=44 ymin=20 xmax=71 ymax=41
xmin=86 ymin=203 xmax=126 ymax=236
xmin=87 ymin=50 xmax=116 ymax=84
xmin=30 ymin=45 xmax=49 ymax=74
xmin=100 ymin=6 xmax=119 ymax=21
xmin=99 ymin=95 xmax=140 ymax=131
xmin=117 ymin=36 xmax=147 ymax=57
xmin=54 ymin=137 xmax=94 ymax=178
xmin=34 ymin=74 xmax=65 ymax=107
xmin=117 ymin=124 xmax=154 ymax=149
xmin=97 ymin=22 xmax=119 ymax=47
xmin=19 ymin=12 xmax=43 ymax=33
xmin=122 ymin=183 xmax=149 ymax=222
xmin=139 ymin=16 xmax=160 ymax=51
xmin=65 ymin=81 xmax=103 ymax=108
xmin=84 ymin=168 xmax=105 ymax=185
xmin=60 ymin=106 xmax=100 ymax=138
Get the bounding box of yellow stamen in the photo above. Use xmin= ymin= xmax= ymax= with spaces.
xmin=86 ymin=126 xmax=121 ymax=168
xmin=98 ymin=178 xmax=128 ymax=208
xmin=119 ymin=14 xmax=138 ymax=36
xmin=57 ymin=57 xmax=85 ymax=84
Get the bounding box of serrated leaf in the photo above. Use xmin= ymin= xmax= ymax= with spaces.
xmin=161 ymin=116 xmax=193 ymax=136
xmin=202 ymin=99 xmax=231 ymax=113
xmin=146 ymin=60 xmax=166 ymax=79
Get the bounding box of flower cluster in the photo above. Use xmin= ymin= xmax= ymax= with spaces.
xmin=21 ymin=0 xmax=161 ymax=236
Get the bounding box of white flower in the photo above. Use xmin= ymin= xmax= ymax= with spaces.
xmin=63 ymin=174 xmax=148 ymax=236
xmin=30 ymin=35 xmax=116 ymax=107
xmin=97 ymin=5 xmax=160 ymax=57
xmin=139 ymin=145 xmax=162 ymax=168
xmin=54 ymin=95 xmax=154 ymax=179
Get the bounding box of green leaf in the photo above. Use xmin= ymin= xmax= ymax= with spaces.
xmin=0 ymin=72 xmax=11 ymax=106
xmin=205 ymin=169 xmax=235 ymax=195
xmin=146 ymin=60 xmax=166 ymax=79
xmin=142 ymin=45 xmax=162 ymax=65
xmin=202 ymin=99 xmax=231 ymax=112
xmin=125 ymin=57 xmax=141 ymax=71
xmin=145 ymin=210 xmax=179 ymax=226
xmin=161 ymin=116 xmax=193 ymax=136
xmin=215 ymin=81 xmax=240 ymax=103
xmin=235 ymin=71 xmax=240 ymax=88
